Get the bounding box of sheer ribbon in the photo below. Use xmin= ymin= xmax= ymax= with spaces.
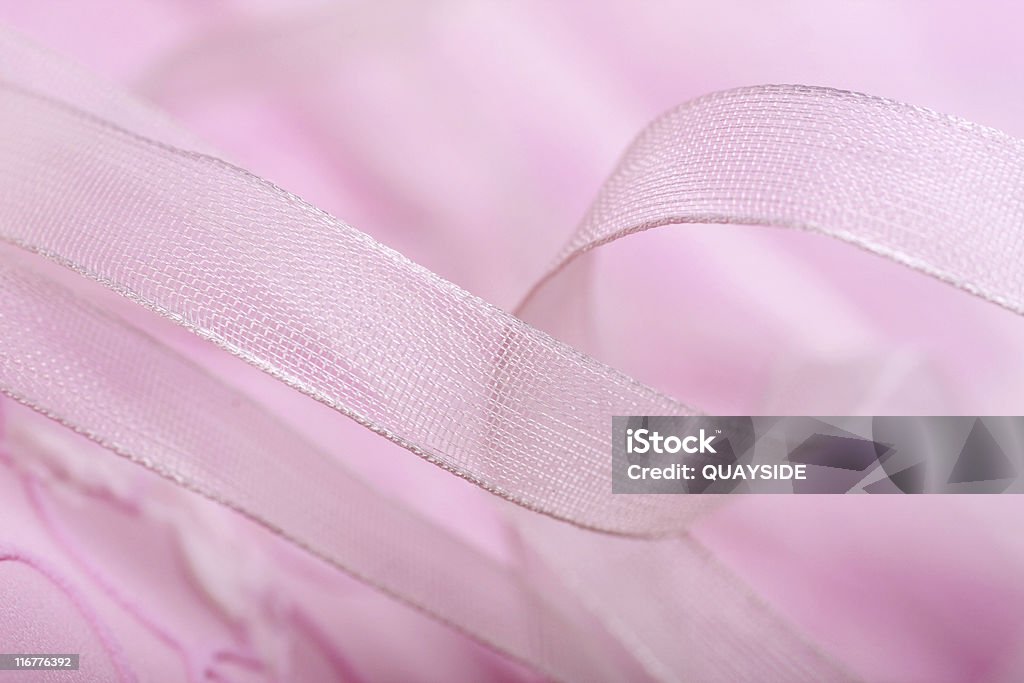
xmin=521 ymin=84 xmax=1024 ymax=317
xmin=3 ymin=27 xmax=1024 ymax=681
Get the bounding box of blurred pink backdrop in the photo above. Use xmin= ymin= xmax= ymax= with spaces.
xmin=3 ymin=2 xmax=1024 ymax=681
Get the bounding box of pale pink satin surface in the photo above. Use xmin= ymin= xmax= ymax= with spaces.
xmin=3 ymin=2 xmax=1024 ymax=681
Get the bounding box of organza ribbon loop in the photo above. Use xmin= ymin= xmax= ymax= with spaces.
xmin=521 ymin=84 xmax=1024 ymax=317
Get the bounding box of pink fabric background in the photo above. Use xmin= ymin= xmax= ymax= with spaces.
xmin=3 ymin=2 xmax=1024 ymax=681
